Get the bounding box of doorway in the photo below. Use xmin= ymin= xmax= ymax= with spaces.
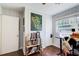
xmin=1 ymin=15 xmax=19 ymax=54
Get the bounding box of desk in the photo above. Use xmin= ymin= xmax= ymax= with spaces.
xmin=69 ymin=37 xmax=79 ymax=55
xmin=71 ymin=32 xmax=79 ymax=48
xmin=71 ymin=38 xmax=79 ymax=47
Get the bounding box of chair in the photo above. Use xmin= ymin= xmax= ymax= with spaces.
xmin=62 ymin=37 xmax=79 ymax=56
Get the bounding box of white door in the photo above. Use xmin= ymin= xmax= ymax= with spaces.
xmin=1 ymin=15 xmax=19 ymax=54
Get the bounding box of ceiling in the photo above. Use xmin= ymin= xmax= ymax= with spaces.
xmin=0 ymin=3 xmax=78 ymax=16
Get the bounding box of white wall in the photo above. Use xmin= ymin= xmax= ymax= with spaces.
xmin=24 ymin=6 xmax=53 ymax=48
xmin=0 ymin=6 xmax=2 ymax=54
xmin=2 ymin=7 xmax=22 ymax=17
xmin=0 ymin=6 xmax=2 ymax=14
xmin=19 ymin=16 xmax=24 ymax=49
xmin=0 ymin=16 xmax=2 ymax=54
xmin=0 ymin=16 xmax=1 ymax=52
xmin=45 ymin=16 xmax=53 ymax=47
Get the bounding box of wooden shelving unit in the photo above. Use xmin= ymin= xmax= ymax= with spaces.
xmin=26 ymin=44 xmax=40 ymax=48
xmin=26 ymin=46 xmax=40 ymax=55
xmin=25 ymin=32 xmax=42 ymax=56
xmin=25 ymin=44 xmax=41 ymax=55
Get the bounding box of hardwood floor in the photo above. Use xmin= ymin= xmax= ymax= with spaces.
xmin=42 ymin=45 xmax=60 ymax=56
xmin=0 ymin=45 xmax=60 ymax=56
xmin=0 ymin=49 xmax=24 ymax=56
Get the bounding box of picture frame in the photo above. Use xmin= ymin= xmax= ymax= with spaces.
xmin=31 ymin=13 xmax=42 ymax=31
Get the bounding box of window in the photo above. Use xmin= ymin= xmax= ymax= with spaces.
xmin=56 ymin=16 xmax=79 ymax=38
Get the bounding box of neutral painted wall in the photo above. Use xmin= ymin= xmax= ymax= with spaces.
xmin=19 ymin=16 xmax=24 ymax=49
xmin=2 ymin=7 xmax=20 ymax=17
xmin=0 ymin=6 xmax=2 ymax=54
xmin=0 ymin=6 xmax=2 ymax=14
xmin=45 ymin=16 xmax=53 ymax=47
xmin=52 ymin=5 xmax=79 ymax=48
xmin=52 ymin=5 xmax=79 ymax=20
xmin=24 ymin=6 xmax=53 ymax=48
xmin=0 ymin=16 xmax=1 ymax=52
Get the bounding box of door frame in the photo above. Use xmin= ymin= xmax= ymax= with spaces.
xmin=1 ymin=15 xmax=19 ymax=54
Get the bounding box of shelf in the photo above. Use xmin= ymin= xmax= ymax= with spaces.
xmin=27 ymin=50 xmax=40 ymax=55
xmin=26 ymin=44 xmax=40 ymax=48
xmin=30 ymin=39 xmax=36 ymax=40
xmin=25 ymin=32 xmax=42 ymax=56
